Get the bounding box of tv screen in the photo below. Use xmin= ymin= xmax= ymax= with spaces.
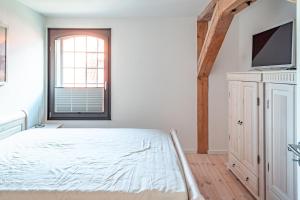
xmin=252 ymin=21 xmax=294 ymax=68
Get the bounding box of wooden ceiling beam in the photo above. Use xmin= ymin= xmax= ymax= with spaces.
xmin=197 ymin=21 xmax=209 ymax=59
xmin=220 ymin=0 xmax=256 ymax=15
xmin=198 ymin=3 xmax=233 ymax=77
xmin=198 ymin=0 xmax=217 ymax=21
xmin=197 ymin=0 xmax=256 ymax=78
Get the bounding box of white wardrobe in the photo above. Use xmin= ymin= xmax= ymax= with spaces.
xmin=227 ymin=71 xmax=297 ymax=200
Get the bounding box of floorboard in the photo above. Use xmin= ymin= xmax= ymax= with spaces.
xmin=187 ymin=154 xmax=255 ymax=200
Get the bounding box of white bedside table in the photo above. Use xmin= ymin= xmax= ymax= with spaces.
xmin=33 ymin=123 xmax=64 ymax=129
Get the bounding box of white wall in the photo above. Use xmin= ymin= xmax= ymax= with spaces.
xmin=208 ymin=0 xmax=296 ymax=153
xmin=46 ymin=17 xmax=198 ymax=152
xmin=0 ymin=0 xmax=44 ymax=127
xmin=208 ymin=17 xmax=239 ymax=154
xmin=296 ymin=1 xmax=300 ymax=198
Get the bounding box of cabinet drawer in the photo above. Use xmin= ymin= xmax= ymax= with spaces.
xmin=242 ymin=164 xmax=258 ymax=197
xmin=229 ymin=154 xmax=244 ymax=181
xmin=229 ymin=154 xmax=259 ymax=198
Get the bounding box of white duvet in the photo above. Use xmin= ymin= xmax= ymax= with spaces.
xmin=0 ymin=128 xmax=188 ymax=200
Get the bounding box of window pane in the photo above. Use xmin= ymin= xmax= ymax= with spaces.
xmin=98 ymin=68 xmax=104 ymax=83
xmin=87 ymin=69 xmax=97 ymax=84
xmin=55 ymin=40 xmax=62 ymax=87
xmin=63 ymin=83 xmax=74 ymax=87
xmin=63 ymin=68 xmax=74 ymax=84
xmin=74 ymin=83 xmax=86 ymax=87
xmin=49 ymin=29 xmax=111 ymax=120
xmin=87 ymin=84 xmax=97 ymax=87
xmin=63 ymin=52 xmax=74 ymax=67
xmin=75 ymin=52 xmax=86 ymax=68
xmin=63 ymin=37 xmax=74 ymax=51
xmin=75 ymin=36 xmax=86 ymax=52
xmin=98 ymin=39 xmax=105 ymax=52
xmin=98 ymin=83 xmax=104 ymax=88
xmin=87 ymin=53 xmax=98 ymax=68
xmin=87 ymin=36 xmax=98 ymax=52
xmin=98 ymin=53 xmax=104 ymax=68
xmin=75 ymin=68 xmax=86 ymax=84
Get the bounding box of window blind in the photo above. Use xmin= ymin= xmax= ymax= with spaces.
xmin=55 ymin=87 xmax=104 ymax=113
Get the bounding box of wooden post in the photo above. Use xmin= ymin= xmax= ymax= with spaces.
xmin=196 ymin=0 xmax=256 ymax=153
xmin=197 ymin=76 xmax=208 ymax=153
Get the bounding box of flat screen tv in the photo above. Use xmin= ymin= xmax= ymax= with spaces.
xmin=252 ymin=21 xmax=295 ymax=69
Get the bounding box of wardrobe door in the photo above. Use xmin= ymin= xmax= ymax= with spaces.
xmin=240 ymin=82 xmax=259 ymax=177
xmin=266 ymin=83 xmax=295 ymax=200
xmin=228 ymin=81 xmax=243 ymax=160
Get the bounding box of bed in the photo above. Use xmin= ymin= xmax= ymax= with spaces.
xmin=0 ymin=111 xmax=204 ymax=200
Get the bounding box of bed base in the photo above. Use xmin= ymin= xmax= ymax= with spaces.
xmin=0 ymin=113 xmax=203 ymax=200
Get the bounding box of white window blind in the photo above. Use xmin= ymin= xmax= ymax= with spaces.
xmin=55 ymin=87 xmax=104 ymax=113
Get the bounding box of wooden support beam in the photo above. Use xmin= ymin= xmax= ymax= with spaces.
xmin=196 ymin=0 xmax=256 ymax=153
xmin=197 ymin=21 xmax=209 ymax=154
xmin=198 ymin=0 xmax=217 ymax=21
xmin=197 ymin=0 xmax=256 ymax=77
xmin=219 ymin=0 xmax=256 ymax=15
xmin=197 ymin=2 xmax=233 ymax=77
xmin=197 ymin=76 xmax=208 ymax=153
xmin=197 ymin=21 xmax=208 ymax=59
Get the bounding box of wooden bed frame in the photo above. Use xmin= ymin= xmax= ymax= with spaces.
xmin=0 ymin=112 xmax=204 ymax=200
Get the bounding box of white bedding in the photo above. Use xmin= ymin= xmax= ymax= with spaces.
xmin=0 ymin=128 xmax=188 ymax=200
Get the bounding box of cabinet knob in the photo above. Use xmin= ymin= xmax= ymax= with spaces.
xmin=245 ymin=177 xmax=249 ymax=181
xmin=237 ymin=120 xmax=243 ymax=125
xmin=232 ymin=163 xmax=236 ymax=167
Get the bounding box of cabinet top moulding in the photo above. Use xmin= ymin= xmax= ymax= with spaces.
xmin=227 ymin=70 xmax=296 ymax=85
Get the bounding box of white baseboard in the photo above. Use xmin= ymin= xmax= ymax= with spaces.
xmin=207 ymin=150 xmax=228 ymax=155
xmin=183 ymin=149 xmax=228 ymax=154
xmin=184 ymin=149 xmax=197 ymax=154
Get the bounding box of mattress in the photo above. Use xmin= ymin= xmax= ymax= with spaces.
xmin=0 ymin=128 xmax=188 ymax=200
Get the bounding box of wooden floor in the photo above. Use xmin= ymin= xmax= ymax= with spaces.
xmin=187 ymin=154 xmax=255 ymax=200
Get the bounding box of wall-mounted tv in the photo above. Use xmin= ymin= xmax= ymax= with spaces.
xmin=252 ymin=21 xmax=295 ymax=69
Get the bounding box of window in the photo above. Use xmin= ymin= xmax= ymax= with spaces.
xmin=48 ymin=29 xmax=111 ymax=120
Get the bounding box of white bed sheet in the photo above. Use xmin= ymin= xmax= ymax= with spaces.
xmin=0 ymin=128 xmax=188 ymax=200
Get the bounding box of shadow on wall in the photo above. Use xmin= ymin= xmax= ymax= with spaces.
xmin=25 ymin=92 xmax=44 ymax=128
